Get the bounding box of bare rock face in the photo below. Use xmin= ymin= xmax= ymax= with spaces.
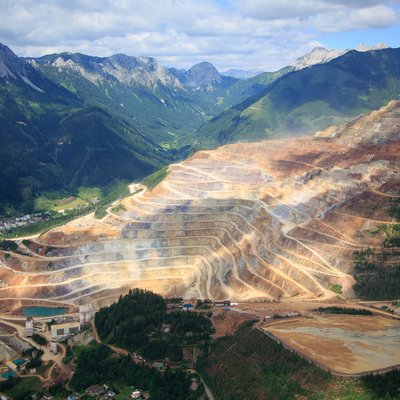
xmin=182 ymin=62 xmax=222 ymax=91
xmin=314 ymin=101 xmax=400 ymax=144
xmin=1 ymin=101 xmax=400 ymax=307
xmin=293 ymin=43 xmax=389 ymax=70
xmin=36 ymin=52 xmax=182 ymax=89
xmin=293 ymin=47 xmax=344 ymax=70
xmin=0 ymin=43 xmax=44 ymax=92
xmin=335 ymin=100 xmax=400 ymax=145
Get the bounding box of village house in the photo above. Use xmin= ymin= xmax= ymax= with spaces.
xmin=131 ymin=390 xmax=141 ymax=399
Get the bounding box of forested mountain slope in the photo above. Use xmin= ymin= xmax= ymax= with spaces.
xmin=197 ymin=48 xmax=400 ymax=148
xmin=0 ymin=44 xmax=169 ymax=213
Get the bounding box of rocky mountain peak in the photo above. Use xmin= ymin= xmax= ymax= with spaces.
xmin=356 ymin=43 xmax=388 ymax=52
xmin=0 ymin=43 xmax=44 ymax=92
xmin=293 ymin=43 xmax=391 ymax=71
xmin=105 ymin=54 xmax=181 ymax=87
xmin=0 ymin=43 xmax=19 ymax=78
xmin=107 ymin=53 xmax=139 ymax=69
xmin=183 ymin=61 xmax=222 ymax=90
xmin=293 ymin=46 xmax=344 ymax=70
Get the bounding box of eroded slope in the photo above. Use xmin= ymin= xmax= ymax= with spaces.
xmin=1 ymin=101 xmax=399 ymax=307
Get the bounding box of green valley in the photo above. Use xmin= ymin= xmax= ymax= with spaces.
xmin=4 ymin=43 xmax=400 ymax=218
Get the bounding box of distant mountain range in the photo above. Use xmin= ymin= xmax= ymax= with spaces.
xmin=221 ymin=43 xmax=389 ymax=78
xmin=29 ymin=53 xmax=240 ymax=146
xmin=197 ymin=46 xmax=400 ymax=147
xmin=0 ymin=43 xmax=263 ymax=213
xmin=222 ymin=69 xmax=262 ymax=79
xmin=0 ymin=41 xmax=398 ymax=214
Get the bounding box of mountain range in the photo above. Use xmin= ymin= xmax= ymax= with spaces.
xmin=0 ymin=42 xmax=399 ymax=214
xmin=197 ymin=47 xmax=400 ymax=147
xmin=222 ymin=69 xmax=261 ymax=79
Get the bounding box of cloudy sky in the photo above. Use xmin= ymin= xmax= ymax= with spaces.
xmin=0 ymin=0 xmax=399 ymax=71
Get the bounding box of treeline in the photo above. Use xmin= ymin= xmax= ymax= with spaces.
xmin=95 ymin=289 xmax=214 ymax=361
xmin=351 ymin=197 xmax=400 ymax=299
xmin=70 ymin=343 xmax=195 ymax=400
xmin=315 ymin=306 xmax=372 ymax=315
xmin=142 ymin=166 xmax=168 ymax=191
xmin=198 ymin=321 xmax=400 ymax=399
xmin=352 ymin=247 xmax=400 ymax=300
xmin=382 ymin=223 xmax=400 ymax=248
xmin=198 ymin=321 xmax=330 ymax=400
xmin=354 ymin=262 xmax=400 ymax=300
xmin=388 ymin=198 xmax=400 ymax=221
xmin=362 ymin=370 xmax=400 ymax=399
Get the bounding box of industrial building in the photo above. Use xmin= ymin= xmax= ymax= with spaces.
xmin=25 ymin=316 xmax=33 ymax=337
xmin=50 ymin=321 xmax=80 ymax=338
xmin=79 ymin=304 xmax=93 ymax=325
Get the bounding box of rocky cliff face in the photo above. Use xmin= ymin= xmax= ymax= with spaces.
xmin=181 ymin=61 xmax=223 ymax=91
xmin=33 ymin=52 xmax=182 ymax=89
xmin=1 ymin=101 xmax=399 ymax=307
xmin=293 ymin=47 xmax=344 ymax=70
xmin=0 ymin=43 xmax=44 ymax=92
xmin=33 ymin=53 xmax=232 ymax=92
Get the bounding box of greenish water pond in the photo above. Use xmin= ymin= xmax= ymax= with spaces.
xmin=22 ymin=306 xmax=67 ymax=317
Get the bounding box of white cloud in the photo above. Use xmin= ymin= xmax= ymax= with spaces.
xmin=0 ymin=0 xmax=398 ymax=71
xmin=312 ymin=4 xmax=398 ymax=32
xmin=235 ymin=0 xmax=394 ymax=20
xmin=235 ymin=0 xmax=338 ymax=20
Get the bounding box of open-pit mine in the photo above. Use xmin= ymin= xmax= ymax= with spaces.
xmin=0 ymin=100 xmax=399 ymax=310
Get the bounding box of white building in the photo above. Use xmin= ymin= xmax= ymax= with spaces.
xmin=50 ymin=341 xmax=58 ymax=354
xmin=51 ymin=322 xmax=80 ymax=338
xmin=25 ymin=316 xmax=33 ymax=337
xmin=79 ymin=304 xmax=93 ymax=326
